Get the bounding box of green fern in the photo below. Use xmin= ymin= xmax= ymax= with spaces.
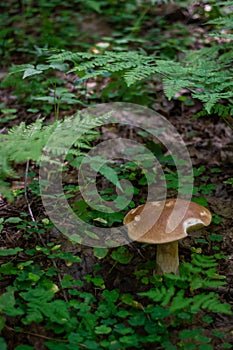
xmin=0 ymin=112 xmax=109 ymax=199
xmin=43 ymin=42 xmax=233 ymax=115
xmin=208 ymin=13 xmax=233 ymax=29
xmin=139 ymin=252 xmax=232 ymax=319
xmin=191 ymin=292 xmax=232 ymax=314
xmin=2 ymin=1 xmax=233 ymax=121
xmin=47 ymin=50 xmax=158 ymax=86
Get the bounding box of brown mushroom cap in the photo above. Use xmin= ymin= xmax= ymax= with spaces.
xmin=123 ymin=199 xmax=212 ymax=244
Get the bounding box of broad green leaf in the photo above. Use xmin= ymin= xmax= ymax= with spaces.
xmin=0 ymin=247 xmax=23 ymax=256
xmin=102 ymin=289 xmax=119 ymax=303
xmin=99 ymin=164 xmax=122 ymax=190
xmin=0 ymin=262 xmax=18 ymax=274
xmin=0 ymin=291 xmax=23 ymax=316
xmin=0 ymin=338 xmax=7 ymax=350
xmin=4 ymin=217 xmax=22 ymax=223
xmin=93 ymin=247 xmax=108 ymax=259
xmin=42 ymin=300 xmax=70 ymax=324
xmin=49 ymin=62 xmax=69 ymax=71
xmin=94 ymin=325 xmax=112 ymax=334
xmin=192 ymin=196 xmax=208 ymax=207
xmin=23 ymin=67 xmax=43 ymax=79
xmin=114 ymin=323 xmax=134 ymax=335
xmin=111 ymin=247 xmax=133 ymax=264
xmin=84 ymin=230 xmax=100 ymax=240
xmin=84 ymin=0 xmax=102 ymax=13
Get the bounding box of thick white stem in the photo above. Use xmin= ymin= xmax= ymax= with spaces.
xmin=156 ymin=241 xmax=179 ymax=275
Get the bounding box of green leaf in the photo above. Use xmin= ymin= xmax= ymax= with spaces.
xmin=221 ymin=343 xmax=233 ymax=349
xmin=199 ymin=345 xmax=213 ymax=350
xmin=128 ymin=313 xmax=146 ymax=327
xmin=23 ymin=67 xmax=43 ymax=79
xmin=93 ymin=247 xmax=108 ymax=259
xmin=85 ymin=275 xmax=105 ymax=288
xmin=208 ymin=233 xmax=223 ymax=242
xmin=69 ymin=233 xmax=82 ymax=244
xmin=169 ymin=290 xmax=193 ymax=313
xmin=139 ymin=286 xmax=168 ymax=303
xmin=42 ymin=300 xmax=70 ymax=324
xmin=111 ymin=247 xmax=133 ymax=264
xmin=95 ymin=325 xmax=112 ymax=334
xmin=114 ymin=195 xmax=130 ymax=209
xmin=0 ymin=316 xmax=5 ymax=332
xmin=192 ymin=196 xmax=208 ymax=207
xmin=15 ymin=346 xmax=34 ymax=350
xmin=84 ymin=0 xmax=102 ymax=13
xmin=0 ymin=262 xmax=18 ymax=274
xmin=49 ymin=62 xmax=69 ymax=71
xmin=114 ymin=323 xmax=134 ymax=335
xmin=4 ymin=217 xmax=23 ymax=223
xmin=84 ymin=230 xmax=100 ymax=240
xmin=0 ymin=218 xmax=3 ymax=233
xmin=45 ymin=342 xmax=75 ymax=350
xmin=99 ymin=164 xmax=122 ymax=190
xmin=0 ymin=290 xmax=24 ymax=316
xmin=0 ymin=247 xmax=23 ymax=256
xmin=83 ymin=340 xmax=99 ymax=350
xmin=49 ymin=251 xmax=82 ymax=262
xmin=102 ymin=289 xmax=119 ymax=303
xmin=0 ymin=338 xmax=7 ymax=350
xmin=119 ymin=334 xmax=140 ymax=347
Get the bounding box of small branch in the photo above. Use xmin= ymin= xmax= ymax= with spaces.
xmin=24 ymin=160 xmax=69 ymax=302
xmin=5 ymin=326 xmax=88 ymax=348
xmin=24 ymin=160 xmax=46 ymax=246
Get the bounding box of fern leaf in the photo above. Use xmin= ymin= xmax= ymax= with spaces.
xmin=208 ymin=14 xmax=233 ymax=29
xmin=191 ymin=254 xmax=218 ymax=268
xmin=163 ymin=78 xmax=191 ymax=100
xmin=124 ymin=66 xmax=157 ymax=86
xmin=199 ymin=292 xmax=232 ymax=314
xmin=139 ymin=286 xmax=168 ymax=303
xmin=169 ymin=290 xmax=193 ymax=313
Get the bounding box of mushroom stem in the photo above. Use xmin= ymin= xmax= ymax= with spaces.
xmin=156 ymin=241 xmax=179 ymax=275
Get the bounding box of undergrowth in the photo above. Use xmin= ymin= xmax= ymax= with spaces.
xmin=1 ymin=1 xmax=233 ymax=125
xmin=0 ymin=229 xmax=232 ymax=349
xmin=0 ymin=1 xmax=233 ymax=349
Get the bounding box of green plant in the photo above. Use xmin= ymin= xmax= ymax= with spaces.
xmin=0 ymin=0 xmax=101 ymax=64
xmin=0 ymin=235 xmax=232 ymax=350
xmin=224 ymin=177 xmax=233 ymax=186
xmin=0 ymin=112 xmax=108 ymax=200
xmin=1 ymin=2 xmax=232 ymax=350
xmin=8 ymin=39 xmax=232 ymax=123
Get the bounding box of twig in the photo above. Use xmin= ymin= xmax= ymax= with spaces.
xmin=24 ymin=160 xmax=46 ymax=246
xmin=5 ymin=326 xmax=88 ymax=348
xmin=24 ymin=160 xmax=69 ymax=302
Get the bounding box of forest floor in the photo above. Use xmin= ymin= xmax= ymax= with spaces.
xmin=0 ymin=2 xmax=233 ymax=349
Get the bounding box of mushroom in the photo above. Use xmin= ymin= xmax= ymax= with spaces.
xmin=123 ymin=199 xmax=212 ymax=275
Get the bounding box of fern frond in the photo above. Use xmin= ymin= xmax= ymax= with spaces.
xmin=163 ymin=78 xmax=191 ymax=100
xmin=191 ymin=292 xmax=232 ymax=314
xmin=0 ymin=112 xmax=109 ymax=192
xmin=47 ymin=50 xmax=157 ymax=86
xmin=208 ymin=14 xmax=233 ymax=29
xmin=124 ymin=66 xmax=158 ymax=86
xmin=192 ymin=91 xmax=233 ymax=113
xmin=47 ymin=50 xmax=93 ymax=63
xmin=212 ymin=103 xmax=233 ymax=117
